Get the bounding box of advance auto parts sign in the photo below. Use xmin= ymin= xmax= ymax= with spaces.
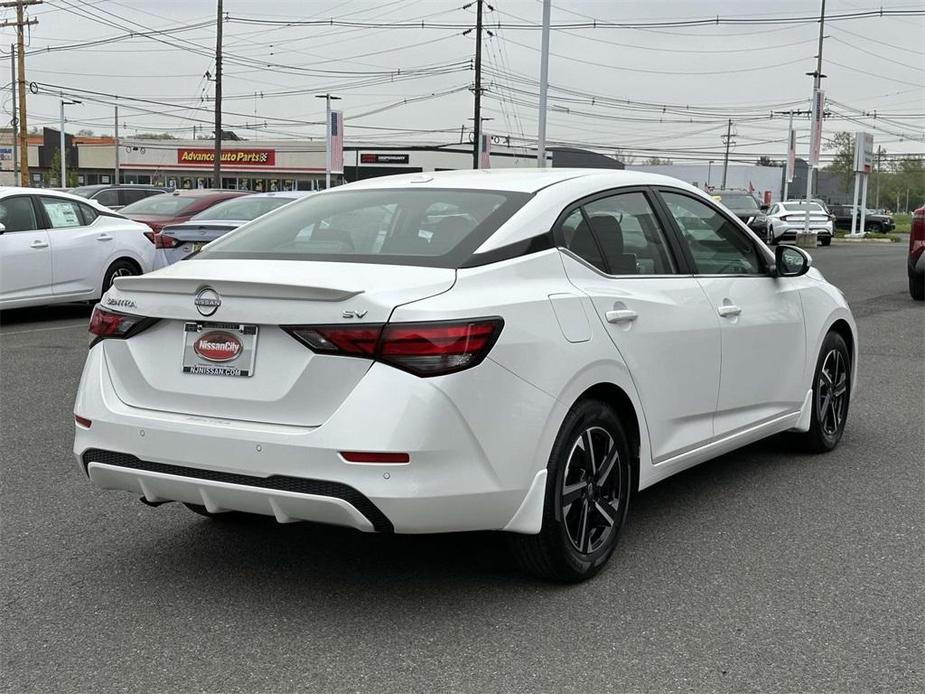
xmin=176 ymin=148 xmax=276 ymax=166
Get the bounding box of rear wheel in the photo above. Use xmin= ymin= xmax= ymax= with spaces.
xmin=799 ymin=331 xmax=851 ymax=453
xmin=101 ymin=259 xmax=139 ymax=297
xmin=820 ymin=236 xmax=832 ymax=247
xmin=510 ymin=399 xmax=632 ymax=582
xmin=910 ymin=274 xmax=925 ymax=301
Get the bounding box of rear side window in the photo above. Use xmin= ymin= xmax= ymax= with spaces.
xmin=120 ymin=189 xmax=148 ymax=206
xmin=94 ymin=189 xmax=119 ymax=207
xmin=0 ymin=196 xmax=38 ymax=232
xmin=198 ymin=189 xmax=531 ymax=268
xmin=79 ymin=203 xmax=99 ymax=225
xmin=39 ymin=197 xmax=84 ymax=229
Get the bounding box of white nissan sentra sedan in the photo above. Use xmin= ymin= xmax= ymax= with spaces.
xmin=0 ymin=187 xmax=155 ymax=310
xmin=73 ymin=169 xmax=857 ymax=581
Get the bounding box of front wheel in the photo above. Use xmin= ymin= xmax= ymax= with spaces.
xmin=510 ymin=399 xmax=632 ymax=582
xmin=799 ymin=331 xmax=851 ymax=453
xmin=820 ymin=236 xmax=832 ymax=246
xmin=910 ymin=274 xmax=924 ymax=301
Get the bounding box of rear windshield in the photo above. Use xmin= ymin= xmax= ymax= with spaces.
xmin=190 ymin=195 xmax=295 ymax=221
xmin=782 ymin=202 xmax=824 ymax=212
xmin=196 ymin=188 xmax=531 ymax=267
xmin=716 ymin=193 xmax=759 ymax=210
xmin=120 ymin=194 xmax=202 ymax=217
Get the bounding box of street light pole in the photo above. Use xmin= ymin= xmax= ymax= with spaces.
xmin=59 ymin=93 xmax=80 ymax=187
xmin=536 ymin=0 xmax=551 ymax=168
xmin=315 ymin=93 xmax=341 ymax=189
xmin=803 ymin=0 xmax=827 ymax=236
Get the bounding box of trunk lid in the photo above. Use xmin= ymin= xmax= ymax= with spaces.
xmin=160 ymin=221 xmax=243 ymax=244
xmin=102 ymin=259 xmax=455 ymax=426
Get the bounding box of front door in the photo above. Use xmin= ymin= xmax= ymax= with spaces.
xmin=0 ymin=195 xmax=52 ymax=305
xmin=557 ymin=189 xmax=721 ymax=463
xmin=658 ymin=190 xmax=807 ymax=437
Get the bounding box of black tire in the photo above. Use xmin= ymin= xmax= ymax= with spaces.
xmin=183 ymin=503 xmax=253 ymax=521
xmin=101 ymin=259 xmax=139 ymax=297
xmin=798 ymin=331 xmax=851 ymax=453
xmin=768 ymin=226 xmax=777 ymax=245
xmin=910 ymin=274 xmax=925 ymax=301
xmin=510 ymin=399 xmax=632 ymax=582
xmin=820 ymin=236 xmax=832 ymax=247
xmin=870 ymin=223 xmax=883 ymax=233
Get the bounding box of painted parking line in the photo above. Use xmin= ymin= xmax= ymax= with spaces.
xmin=0 ymin=322 xmax=88 ymax=336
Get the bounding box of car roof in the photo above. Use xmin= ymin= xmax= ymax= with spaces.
xmin=0 ymin=186 xmax=112 ymax=206
xmin=156 ymin=188 xmax=248 ymax=198
xmin=336 ymin=168 xmax=695 ymax=194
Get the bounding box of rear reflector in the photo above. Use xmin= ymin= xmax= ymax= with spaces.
xmin=74 ymin=415 xmax=92 ymax=428
xmin=283 ymin=318 xmax=503 ymax=377
xmin=88 ymin=305 xmax=158 ymax=347
xmin=340 ymin=451 xmax=410 ymax=464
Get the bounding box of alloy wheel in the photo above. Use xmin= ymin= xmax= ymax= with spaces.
xmin=817 ymin=349 xmax=848 ymax=437
xmin=561 ymin=426 xmax=622 ymax=554
xmin=109 ymin=267 xmax=134 ymax=286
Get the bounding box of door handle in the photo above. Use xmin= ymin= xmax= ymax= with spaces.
xmin=605 ymin=309 xmax=638 ymax=323
xmin=29 ymin=240 xmax=48 ymax=249
xmin=717 ymin=304 xmax=742 ymax=318
xmin=96 ymin=233 xmax=113 ymax=241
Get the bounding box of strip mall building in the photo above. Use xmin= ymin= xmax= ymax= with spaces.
xmin=0 ymin=128 xmax=623 ymax=190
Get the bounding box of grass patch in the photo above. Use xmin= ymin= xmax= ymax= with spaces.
xmin=894 ymin=214 xmax=911 ymax=234
xmin=833 ymin=230 xmax=903 ymax=242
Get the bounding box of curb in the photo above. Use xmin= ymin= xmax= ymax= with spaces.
xmin=832 ymin=237 xmax=895 ymax=244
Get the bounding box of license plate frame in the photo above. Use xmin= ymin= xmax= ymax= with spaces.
xmin=182 ymin=321 xmax=258 ymax=377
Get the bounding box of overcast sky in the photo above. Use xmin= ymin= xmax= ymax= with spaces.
xmin=3 ymin=0 xmax=923 ymax=163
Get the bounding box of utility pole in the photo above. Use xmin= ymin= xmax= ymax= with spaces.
xmin=0 ymin=1 xmax=41 ymax=186
xmin=874 ymin=146 xmax=883 ymax=208
xmin=536 ymin=0 xmax=551 ymax=168
xmin=114 ymin=104 xmax=119 ymax=185
xmin=472 ymin=0 xmax=483 ymax=169
xmin=314 ymin=93 xmax=341 ymax=188
xmin=803 ymin=0 xmax=827 ymax=235
xmin=10 ymin=44 xmax=17 ymax=185
xmin=721 ymin=119 xmax=733 ymax=188
xmin=772 ymin=108 xmax=811 ymax=202
xmin=212 ymin=0 xmax=223 ymax=188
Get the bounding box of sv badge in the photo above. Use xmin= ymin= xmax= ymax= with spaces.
xmin=342 ymin=309 xmax=368 ymax=319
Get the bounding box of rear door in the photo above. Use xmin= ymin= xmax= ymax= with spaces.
xmin=657 ymin=189 xmax=807 ymax=437
xmin=0 ymin=195 xmax=52 ymax=304
xmin=558 ymin=188 xmax=721 ymax=463
xmin=38 ymin=196 xmax=107 ymax=297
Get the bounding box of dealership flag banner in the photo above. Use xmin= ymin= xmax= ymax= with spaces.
xmin=809 ymin=90 xmax=825 ymax=167
xmin=786 ymin=128 xmax=797 ymax=183
xmin=330 ymin=110 xmax=344 ymax=175
xmin=854 ymin=131 xmax=874 ymax=174
xmin=480 ymin=132 xmax=491 ymax=169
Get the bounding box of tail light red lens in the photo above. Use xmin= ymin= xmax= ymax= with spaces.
xmin=340 ymin=451 xmax=410 ymax=464
xmin=143 ymin=232 xmax=181 ymax=249
xmin=88 ymin=305 xmax=158 ymax=347
xmin=283 ymin=318 xmax=503 ymax=377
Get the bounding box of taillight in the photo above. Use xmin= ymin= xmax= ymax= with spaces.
xmin=283 ymin=318 xmax=503 ymax=377
xmin=88 ymin=305 xmax=158 ymax=347
xmin=144 ymin=232 xmax=181 ymax=249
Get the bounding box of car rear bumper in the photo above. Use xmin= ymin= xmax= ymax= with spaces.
xmin=772 ymin=223 xmax=833 ymax=242
xmin=73 ymin=346 xmax=557 ymax=534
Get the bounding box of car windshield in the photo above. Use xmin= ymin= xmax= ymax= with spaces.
xmin=70 ymin=186 xmax=102 ymax=198
xmin=190 ymin=196 xmax=295 ymax=221
xmin=197 ymin=188 xmax=531 ymax=268
xmin=119 ymin=194 xmax=203 ymax=217
xmin=716 ymin=193 xmax=759 ymax=210
xmin=783 ymin=203 xmax=824 ymax=212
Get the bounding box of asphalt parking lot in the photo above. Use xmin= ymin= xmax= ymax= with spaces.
xmin=1 ymin=242 xmax=922 ymax=693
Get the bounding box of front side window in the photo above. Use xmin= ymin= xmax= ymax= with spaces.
xmin=0 ymin=196 xmax=38 ymax=232
xmin=198 ymin=189 xmax=530 ymax=268
xmin=661 ymin=191 xmax=764 ymax=275
xmin=39 ymin=197 xmax=84 ymax=229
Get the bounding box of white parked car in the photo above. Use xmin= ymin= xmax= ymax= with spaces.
xmin=74 ymin=170 xmax=857 ymax=581
xmin=154 ymin=191 xmax=311 ymax=268
xmin=0 ymin=187 xmax=155 ymax=310
xmin=767 ymin=200 xmax=834 ymax=246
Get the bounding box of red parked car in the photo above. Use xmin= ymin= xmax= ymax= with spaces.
xmin=909 ymin=205 xmax=924 ymax=301
xmin=119 ymin=189 xmax=250 ymax=249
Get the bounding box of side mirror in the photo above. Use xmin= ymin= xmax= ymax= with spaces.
xmin=760 ymin=203 xmax=770 ymax=212
xmin=775 ymin=244 xmax=811 ymax=277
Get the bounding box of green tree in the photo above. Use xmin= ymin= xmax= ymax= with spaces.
xmin=824 ymin=131 xmax=855 ymax=192
xmin=644 ymin=157 xmax=673 ymax=165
